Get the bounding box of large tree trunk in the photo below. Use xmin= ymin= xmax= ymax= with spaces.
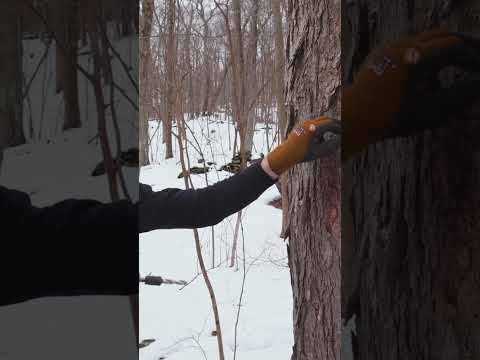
xmin=139 ymin=0 xmax=154 ymax=165
xmin=285 ymin=0 xmax=341 ymax=359
xmin=342 ymin=1 xmax=480 ymax=359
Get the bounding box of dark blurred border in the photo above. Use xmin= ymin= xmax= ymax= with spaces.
xmin=342 ymin=1 xmax=480 ymax=359
xmin=0 ymin=1 xmax=139 ymax=359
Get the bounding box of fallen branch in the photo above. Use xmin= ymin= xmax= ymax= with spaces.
xmin=140 ymin=275 xmax=187 ymax=286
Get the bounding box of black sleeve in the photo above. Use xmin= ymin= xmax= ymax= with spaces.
xmin=1 ymin=186 xmax=138 ymax=306
xmin=139 ymin=162 xmax=276 ymax=232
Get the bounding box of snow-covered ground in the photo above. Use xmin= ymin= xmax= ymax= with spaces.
xmin=140 ymin=114 xmax=294 ymax=360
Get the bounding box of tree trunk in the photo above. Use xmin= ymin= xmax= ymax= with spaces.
xmin=185 ymin=5 xmax=194 ymax=117
xmin=285 ymin=0 xmax=341 ymax=359
xmin=58 ymin=0 xmax=81 ymax=130
xmin=0 ymin=1 xmax=24 ymax=172
xmin=272 ymin=0 xmax=287 ymax=137
xmin=231 ymin=0 xmax=247 ymax=161
xmin=202 ymin=21 xmax=211 ymax=115
xmin=139 ymin=0 xmax=154 ymax=165
xmin=87 ymin=7 xmax=119 ymax=202
xmin=342 ymin=1 xmax=480 ymax=359
xmin=243 ymin=0 xmax=259 ymax=153
xmin=210 ymin=59 xmax=229 ymax=111
xmin=164 ymin=0 xmax=176 ymax=159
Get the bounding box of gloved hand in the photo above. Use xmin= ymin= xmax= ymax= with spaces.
xmin=266 ymin=116 xmax=341 ymax=176
xmin=343 ymin=29 xmax=480 ymax=161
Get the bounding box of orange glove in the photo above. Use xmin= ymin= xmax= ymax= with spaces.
xmin=343 ymin=29 xmax=480 ymax=161
xmin=267 ymin=116 xmax=340 ymax=175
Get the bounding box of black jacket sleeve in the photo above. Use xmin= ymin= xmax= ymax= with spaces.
xmin=0 ymin=162 xmax=273 ymax=306
xmin=139 ymin=162 xmax=276 ymax=232
xmin=1 ymin=186 xmax=138 ymax=306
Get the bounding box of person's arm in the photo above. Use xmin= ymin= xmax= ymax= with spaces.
xmin=1 ymin=186 xmax=138 ymax=306
xmin=139 ymin=161 xmax=275 ymax=231
xmin=139 ymin=117 xmax=341 ymax=232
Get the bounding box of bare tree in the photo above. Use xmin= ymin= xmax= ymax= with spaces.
xmin=164 ymin=0 xmax=176 ymax=159
xmin=57 ymin=0 xmax=81 ymax=130
xmin=272 ymin=0 xmax=287 ymax=137
xmin=231 ymin=0 xmax=247 ymax=159
xmin=86 ymin=4 xmax=120 ymax=201
xmin=176 ymin=112 xmax=226 ymax=360
xmin=195 ymin=0 xmax=215 ymax=115
xmin=243 ymin=0 xmax=259 ymax=153
xmin=0 ymin=2 xmax=25 ymax=172
xmin=183 ymin=3 xmax=195 ymax=118
xmin=139 ymin=0 xmax=154 ymax=165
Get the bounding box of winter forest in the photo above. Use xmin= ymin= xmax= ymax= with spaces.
xmin=138 ymin=0 xmax=330 ymax=359
xmin=139 ymin=0 xmax=289 ymax=165
xmin=139 ymin=0 xmax=340 ymax=359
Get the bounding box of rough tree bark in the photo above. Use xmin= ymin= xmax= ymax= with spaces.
xmin=285 ymin=0 xmax=341 ymax=359
xmin=342 ymin=1 xmax=480 ymax=359
xmin=139 ymin=0 xmax=153 ymax=166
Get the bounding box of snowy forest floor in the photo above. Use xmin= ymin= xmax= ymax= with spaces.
xmin=139 ymin=113 xmax=294 ymax=360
